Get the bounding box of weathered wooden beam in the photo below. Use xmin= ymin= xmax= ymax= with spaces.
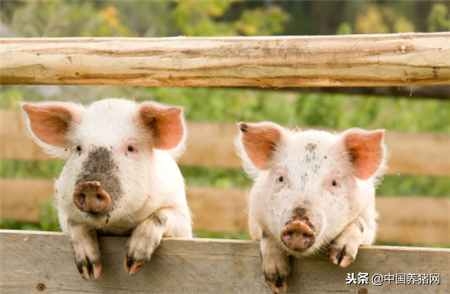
xmin=3 ymin=110 xmax=449 ymax=176
xmin=1 ymin=33 xmax=449 ymax=87
xmin=1 ymin=179 xmax=449 ymax=245
xmin=0 ymin=230 xmax=448 ymax=294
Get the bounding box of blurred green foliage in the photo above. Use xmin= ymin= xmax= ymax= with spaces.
xmin=0 ymin=199 xmax=60 ymax=232
xmin=1 ymin=1 xmax=448 ymax=38
xmin=0 ymin=159 xmax=64 ymax=179
xmin=194 ymin=231 xmax=251 ymax=240
xmin=138 ymin=87 xmax=450 ymax=133
xmin=3 ymin=0 xmax=134 ymax=37
xmin=428 ymin=3 xmax=450 ymax=32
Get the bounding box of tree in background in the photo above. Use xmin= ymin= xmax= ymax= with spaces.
xmin=170 ymin=0 xmax=290 ymax=36
xmin=1 ymin=0 xmax=291 ymax=38
xmin=3 ymin=1 xmax=447 ymax=39
xmin=428 ymin=3 xmax=450 ymax=32
xmin=1 ymin=0 xmax=134 ymax=37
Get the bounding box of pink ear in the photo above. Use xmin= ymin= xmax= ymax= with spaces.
xmin=137 ymin=102 xmax=185 ymax=150
xmin=239 ymin=122 xmax=286 ymax=170
xmin=22 ymin=103 xmax=82 ymax=147
xmin=340 ymin=128 xmax=385 ymax=180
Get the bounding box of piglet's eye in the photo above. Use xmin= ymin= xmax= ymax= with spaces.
xmin=76 ymin=146 xmax=82 ymax=152
xmin=127 ymin=146 xmax=135 ymax=152
xmin=332 ymin=180 xmax=338 ymax=187
xmin=279 ymin=176 xmax=284 ymax=182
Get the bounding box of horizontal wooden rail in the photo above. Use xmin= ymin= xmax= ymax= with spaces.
xmin=0 ymin=230 xmax=448 ymax=294
xmin=1 ymin=178 xmax=449 ymax=245
xmin=2 ymin=109 xmax=449 ymax=176
xmin=1 ymin=33 xmax=449 ymax=87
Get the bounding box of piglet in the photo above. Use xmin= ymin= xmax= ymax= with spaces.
xmin=22 ymin=98 xmax=192 ymax=280
xmin=236 ymin=122 xmax=386 ymax=293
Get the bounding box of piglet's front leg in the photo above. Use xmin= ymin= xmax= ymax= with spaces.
xmin=124 ymin=207 xmax=191 ymax=275
xmin=260 ymin=233 xmax=290 ymax=294
xmin=69 ymin=222 xmax=101 ymax=280
xmin=329 ymin=217 xmax=366 ymax=268
xmin=124 ymin=211 xmax=166 ymax=275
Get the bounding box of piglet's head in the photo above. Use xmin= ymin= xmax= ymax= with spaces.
xmin=238 ymin=122 xmax=386 ymax=256
xmin=22 ymin=99 xmax=186 ymax=228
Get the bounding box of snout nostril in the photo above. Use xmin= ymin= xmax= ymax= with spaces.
xmin=283 ymin=232 xmax=293 ymax=243
xmin=96 ymin=194 xmax=103 ymax=201
xmin=78 ymin=193 xmax=86 ymax=204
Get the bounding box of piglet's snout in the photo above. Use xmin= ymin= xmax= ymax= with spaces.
xmin=281 ymin=220 xmax=315 ymax=251
xmin=73 ymin=181 xmax=111 ymax=214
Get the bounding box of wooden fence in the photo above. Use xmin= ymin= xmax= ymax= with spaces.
xmin=0 ymin=230 xmax=448 ymax=294
xmin=1 ymin=34 xmax=449 ymax=293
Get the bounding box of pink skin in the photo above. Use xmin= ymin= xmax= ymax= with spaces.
xmin=340 ymin=129 xmax=385 ymax=180
xmin=239 ymin=122 xmax=286 ymax=170
xmin=238 ymin=122 xmax=386 ymax=294
xmin=22 ymin=103 xmax=83 ymax=147
xmin=136 ymin=103 xmax=185 ymax=150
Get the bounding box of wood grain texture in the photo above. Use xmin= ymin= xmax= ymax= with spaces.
xmin=0 ymin=178 xmax=55 ymax=221
xmin=0 ymin=230 xmax=448 ymax=294
xmin=1 ymin=33 xmax=449 ymax=87
xmin=2 ymin=110 xmax=450 ymax=176
xmin=187 ymin=186 xmax=249 ymax=233
xmin=376 ymin=197 xmax=450 ymax=245
xmin=1 ymin=179 xmax=448 ymax=245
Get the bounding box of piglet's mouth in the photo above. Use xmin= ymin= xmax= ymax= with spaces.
xmin=280 ymin=220 xmax=316 ymax=251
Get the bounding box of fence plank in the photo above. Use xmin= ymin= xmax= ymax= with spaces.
xmin=0 ymin=178 xmax=55 ymax=221
xmin=0 ymin=230 xmax=448 ymax=294
xmin=1 ymin=179 xmax=448 ymax=245
xmin=376 ymin=197 xmax=450 ymax=245
xmin=2 ymin=110 xmax=449 ymax=176
xmin=1 ymin=33 xmax=449 ymax=87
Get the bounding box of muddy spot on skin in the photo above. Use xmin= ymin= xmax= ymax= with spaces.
xmin=149 ymin=211 xmax=167 ymax=227
xmin=75 ymin=146 xmax=124 ymax=214
xmin=305 ymin=143 xmax=317 ymax=152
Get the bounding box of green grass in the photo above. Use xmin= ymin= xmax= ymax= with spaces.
xmin=0 ymin=200 xmax=60 ymax=232
xmin=0 ymin=159 xmax=64 ymax=179
xmin=2 ymin=86 xmax=449 ymax=133
xmin=374 ymin=241 xmax=450 ymax=249
xmin=194 ymin=231 xmax=252 ymax=240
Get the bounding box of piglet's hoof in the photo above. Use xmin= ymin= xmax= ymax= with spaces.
xmin=124 ymin=256 xmax=146 ymax=276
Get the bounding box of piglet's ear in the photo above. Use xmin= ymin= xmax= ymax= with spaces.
xmin=239 ymin=122 xmax=286 ymax=170
xmin=137 ymin=102 xmax=185 ymax=150
xmin=22 ymin=103 xmax=82 ymax=148
xmin=340 ymin=128 xmax=386 ymax=180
